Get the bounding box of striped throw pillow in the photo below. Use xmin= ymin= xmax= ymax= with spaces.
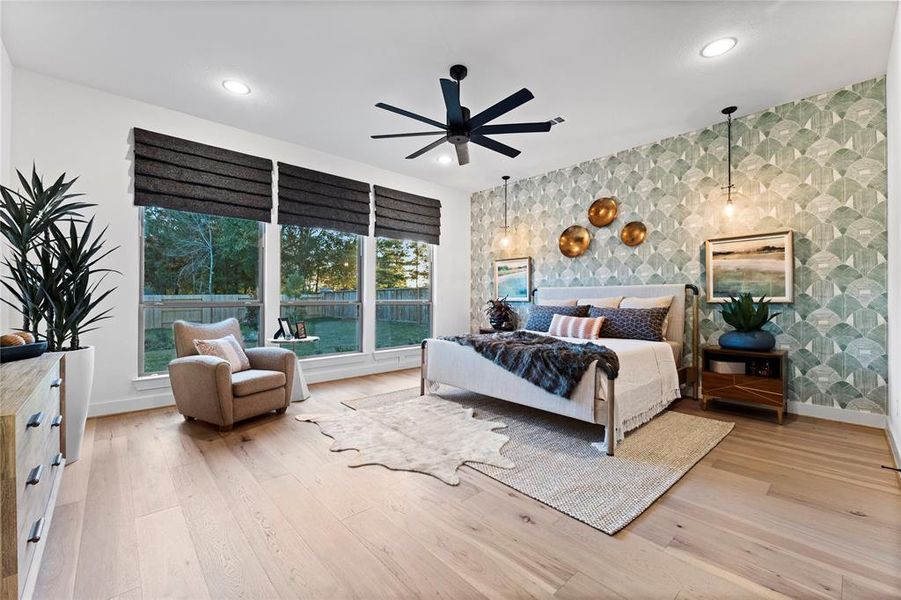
xmin=193 ymin=334 xmax=250 ymax=372
xmin=548 ymin=314 xmax=605 ymax=340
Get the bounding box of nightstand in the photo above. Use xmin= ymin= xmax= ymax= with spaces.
xmin=701 ymin=345 xmax=788 ymax=424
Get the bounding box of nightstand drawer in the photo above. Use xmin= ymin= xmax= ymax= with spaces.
xmin=703 ymin=372 xmax=783 ymax=406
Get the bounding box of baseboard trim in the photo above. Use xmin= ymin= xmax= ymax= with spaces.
xmin=89 ymin=392 xmax=176 ymax=418
xmin=787 ymin=401 xmax=885 ymax=428
xmin=886 ymin=422 xmax=901 ymax=486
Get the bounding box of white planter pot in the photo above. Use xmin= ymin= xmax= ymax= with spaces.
xmin=62 ymin=346 xmax=94 ymax=462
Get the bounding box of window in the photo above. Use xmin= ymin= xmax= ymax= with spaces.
xmin=140 ymin=207 xmax=264 ymax=375
xmin=376 ymin=238 xmax=432 ymax=348
xmin=280 ymin=226 xmax=362 ymax=357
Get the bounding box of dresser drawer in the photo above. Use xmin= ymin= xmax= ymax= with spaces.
xmin=14 ymin=366 xmax=61 ymax=461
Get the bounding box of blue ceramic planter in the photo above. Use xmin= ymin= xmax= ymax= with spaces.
xmin=718 ymin=330 xmax=776 ymax=352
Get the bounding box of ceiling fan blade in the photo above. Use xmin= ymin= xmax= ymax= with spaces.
xmin=405 ymin=137 xmax=447 ymax=159
xmin=467 ymin=88 xmax=534 ymax=130
xmin=440 ymin=78 xmax=464 ymax=128
xmin=455 ymin=143 xmax=470 ymax=166
xmin=470 ymin=134 xmax=521 ymax=158
xmin=375 ymin=102 xmax=447 ymax=130
xmin=371 ymin=131 xmax=447 ymax=139
xmin=474 ymin=121 xmax=552 ymax=135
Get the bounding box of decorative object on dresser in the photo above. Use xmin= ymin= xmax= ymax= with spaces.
xmin=701 ymin=345 xmax=787 ymax=423
xmin=587 ymin=197 xmax=617 ymax=227
xmin=483 ymin=296 xmax=516 ymax=331
xmin=717 ymin=292 xmax=779 ymax=351
xmin=620 ymin=221 xmax=647 ymax=247
xmin=493 ymin=257 xmax=531 ymax=302
xmin=0 ymin=333 xmax=47 ymax=364
xmin=705 ymin=230 xmax=794 ymax=303
xmin=0 ymin=166 xmax=119 ymax=462
xmin=0 ymin=353 xmax=66 ymax=599
xmin=558 ymin=225 xmax=591 ymax=257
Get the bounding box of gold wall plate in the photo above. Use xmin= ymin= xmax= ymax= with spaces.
xmin=559 ymin=225 xmax=592 ymax=257
xmin=588 ymin=197 xmax=617 ymax=227
xmin=621 ymin=221 xmax=647 ymax=247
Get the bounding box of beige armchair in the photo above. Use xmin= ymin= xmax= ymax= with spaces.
xmin=168 ymin=318 xmax=296 ymax=430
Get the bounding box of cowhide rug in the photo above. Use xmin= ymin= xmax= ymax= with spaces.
xmin=296 ymin=394 xmax=514 ymax=484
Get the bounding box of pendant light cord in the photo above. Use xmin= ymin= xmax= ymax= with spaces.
xmin=502 ymin=176 xmax=510 ymax=231
xmin=726 ymin=112 xmax=733 ymax=199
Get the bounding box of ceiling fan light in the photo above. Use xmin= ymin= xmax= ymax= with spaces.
xmin=701 ymin=37 xmax=737 ymax=58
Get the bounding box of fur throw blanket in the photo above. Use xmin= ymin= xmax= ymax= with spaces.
xmin=441 ymin=331 xmax=619 ymax=398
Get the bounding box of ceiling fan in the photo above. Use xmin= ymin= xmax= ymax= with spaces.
xmin=371 ymin=64 xmax=558 ymax=166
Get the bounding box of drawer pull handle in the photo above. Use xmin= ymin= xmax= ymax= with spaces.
xmin=27 ymin=518 xmax=45 ymax=543
xmin=52 ymin=452 xmax=64 ymax=467
xmin=26 ymin=411 xmax=44 ymax=428
xmin=51 ymin=415 xmax=63 ymax=428
xmin=50 ymin=378 xmax=62 ymax=389
xmin=26 ymin=464 xmax=44 ymax=486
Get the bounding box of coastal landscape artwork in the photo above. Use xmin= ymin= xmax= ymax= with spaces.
xmin=494 ymin=257 xmax=531 ymax=302
xmin=706 ymin=230 xmax=793 ymax=303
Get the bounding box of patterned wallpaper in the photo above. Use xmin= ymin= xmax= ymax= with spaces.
xmin=470 ymin=77 xmax=887 ymax=415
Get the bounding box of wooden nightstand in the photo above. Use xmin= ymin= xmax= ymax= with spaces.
xmin=701 ymin=345 xmax=788 ymax=424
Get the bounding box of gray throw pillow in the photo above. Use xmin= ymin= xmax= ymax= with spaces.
xmin=587 ymin=307 xmax=670 ymax=341
xmin=525 ymin=304 xmax=590 ymax=332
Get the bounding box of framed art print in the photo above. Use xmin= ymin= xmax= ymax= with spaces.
xmin=294 ymin=320 xmax=308 ymax=339
xmin=494 ymin=257 xmax=531 ymax=302
xmin=706 ymin=230 xmax=794 ymax=303
xmin=277 ymin=317 xmax=294 ymax=339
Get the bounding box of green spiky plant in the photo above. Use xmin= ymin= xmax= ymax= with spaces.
xmin=0 ymin=166 xmax=119 ymax=350
xmin=720 ymin=293 xmax=780 ymax=332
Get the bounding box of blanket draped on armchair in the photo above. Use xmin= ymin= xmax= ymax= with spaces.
xmin=441 ymin=331 xmax=619 ymax=398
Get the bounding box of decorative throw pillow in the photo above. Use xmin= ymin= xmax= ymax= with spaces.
xmin=536 ymin=298 xmax=578 ymax=306
xmin=525 ymin=304 xmax=590 ymax=332
xmin=193 ymin=334 xmax=250 ymax=372
xmin=548 ymin=314 xmax=605 ymax=340
xmin=577 ymin=296 xmax=623 ymax=308
xmin=587 ymin=307 xmax=670 ymax=342
xmin=620 ymin=295 xmax=674 ymax=334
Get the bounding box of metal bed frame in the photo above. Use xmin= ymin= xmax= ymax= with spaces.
xmin=421 ymin=284 xmax=699 ymax=457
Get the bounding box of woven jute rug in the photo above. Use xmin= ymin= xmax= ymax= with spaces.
xmin=343 ymin=387 xmax=734 ymax=534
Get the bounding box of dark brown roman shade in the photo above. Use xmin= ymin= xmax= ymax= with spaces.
xmin=373 ymin=185 xmax=441 ymax=245
xmin=277 ymin=162 xmax=371 ymax=236
xmin=133 ymin=128 xmax=273 ymax=221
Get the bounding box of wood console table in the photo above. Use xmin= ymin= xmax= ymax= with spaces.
xmin=701 ymin=345 xmax=787 ymax=424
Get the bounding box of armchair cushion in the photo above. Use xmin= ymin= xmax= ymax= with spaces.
xmin=231 ymin=369 xmax=286 ymax=397
xmin=193 ymin=334 xmax=250 ymax=372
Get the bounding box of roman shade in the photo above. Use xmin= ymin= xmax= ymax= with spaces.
xmin=133 ymin=128 xmax=273 ymax=221
xmin=373 ymin=185 xmax=441 ymax=244
xmin=277 ymin=162 xmax=371 ymax=236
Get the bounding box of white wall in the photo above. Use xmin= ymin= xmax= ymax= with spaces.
xmin=887 ymin=6 xmax=901 ymax=469
xmin=0 ymin=13 xmax=13 ymax=334
xmin=9 ymin=69 xmax=470 ymax=415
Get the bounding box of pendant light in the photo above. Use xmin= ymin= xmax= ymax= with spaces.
xmin=721 ymin=105 xmax=743 ymax=216
xmin=499 ymin=175 xmax=512 ymax=248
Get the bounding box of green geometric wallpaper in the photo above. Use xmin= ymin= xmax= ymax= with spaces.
xmin=470 ymin=77 xmax=887 ymax=415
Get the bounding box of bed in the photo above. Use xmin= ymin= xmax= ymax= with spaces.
xmin=421 ymin=284 xmax=699 ymax=456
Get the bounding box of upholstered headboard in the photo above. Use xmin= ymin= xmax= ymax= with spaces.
xmin=533 ymin=284 xmax=690 ymax=343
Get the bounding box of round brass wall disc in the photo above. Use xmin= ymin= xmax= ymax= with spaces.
xmin=559 ymin=225 xmax=592 ymax=257
xmin=588 ymin=197 xmax=617 ymax=227
xmin=620 ymin=221 xmax=647 ymax=247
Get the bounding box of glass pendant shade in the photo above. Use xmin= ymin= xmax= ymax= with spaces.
xmin=498 ymin=175 xmax=513 ymax=248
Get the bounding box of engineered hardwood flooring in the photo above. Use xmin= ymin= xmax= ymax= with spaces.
xmin=34 ymin=369 xmax=901 ymax=599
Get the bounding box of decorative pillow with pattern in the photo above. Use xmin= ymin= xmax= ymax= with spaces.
xmin=587 ymin=307 xmax=670 ymax=342
xmin=192 ymin=334 xmax=251 ymax=372
xmin=524 ymin=304 xmax=590 ymax=332
xmin=548 ymin=314 xmax=605 ymax=340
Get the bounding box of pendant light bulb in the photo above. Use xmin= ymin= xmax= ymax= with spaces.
xmin=499 ymin=232 xmax=512 ymax=248
xmin=723 ymin=198 xmax=734 ymax=217
xmin=498 ymin=175 xmax=513 ymax=249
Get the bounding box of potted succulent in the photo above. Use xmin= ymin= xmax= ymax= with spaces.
xmin=1 ymin=167 xmax=118 ymax=462
xmin=484 ymin=296 xmax=516 ymax=331
xmin=718 ymin=293 xmax=779 ymax=351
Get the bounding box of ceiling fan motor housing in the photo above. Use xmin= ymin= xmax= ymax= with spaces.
xmin=448 ymin=106 xmax=471 ymax=145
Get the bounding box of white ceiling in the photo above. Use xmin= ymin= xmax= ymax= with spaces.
xmin=1 ymin=1 xmax=896 ymax=193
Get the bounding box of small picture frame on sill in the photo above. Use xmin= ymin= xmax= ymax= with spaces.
xmin=294 ymin=321 xmax=308 ymax=340
xmin=276 ymin=317 xmax=294 ymax=340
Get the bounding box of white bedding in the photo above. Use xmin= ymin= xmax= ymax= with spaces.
xmin=424 ymin=332 xmax=681 ymax=442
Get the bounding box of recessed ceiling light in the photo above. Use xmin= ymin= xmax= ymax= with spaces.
xmin=436 ymin=154 xmax=452 ymax=165
xmin=222 ymin=79 xmax=251 ymax=95
xmin=700 ymin=37 xmax=737 ymax=58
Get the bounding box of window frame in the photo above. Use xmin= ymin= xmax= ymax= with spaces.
xmin=278 ymin=225 xmax=364 ymax=358
xmin=375 ymin=239 xmax=434 ymax=350
xmin=137 ymin=207 xmax=266 ymax=376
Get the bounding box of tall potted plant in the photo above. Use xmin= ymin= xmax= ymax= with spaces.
xmin=718 ymin=293 xmax=779 ymax=351
xmin=1 ymin=167 xmax=118 ymax=461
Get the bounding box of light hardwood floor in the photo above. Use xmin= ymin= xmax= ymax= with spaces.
xmin=35 ymin=369 xmax=901 ymax=599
